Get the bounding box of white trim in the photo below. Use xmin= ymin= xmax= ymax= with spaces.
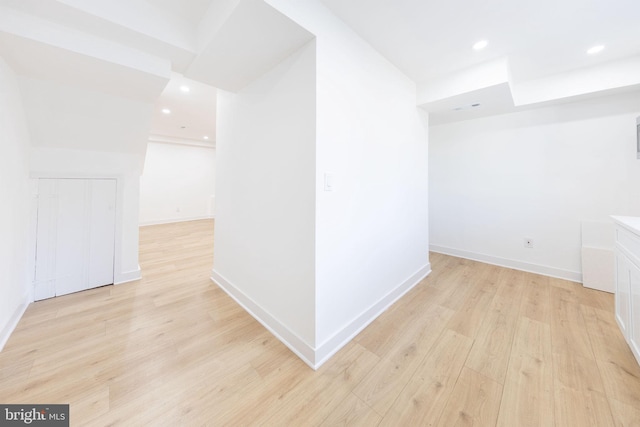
xmin=0 ymin=294 xmax=29 ymax=352
xmin=114 ymin=266 xmax=141 ymax=285
xmin=430 ymin=244 xmax=582 ymax=283
xmin=148 ymin=134 xmax=216 ymax=149
xmin=211 ymin=270 xmax=317 ymax=369
xmin=211 ymin=263 xmax=432 ymax=370
xmin=314 ymin=263 xmax=432 ymax=367
xmin=139 ymin=215 xmax=214 ymax=227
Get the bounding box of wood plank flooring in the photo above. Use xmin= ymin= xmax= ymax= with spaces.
xmin=2 ymin=219 xmax=640 ymax=425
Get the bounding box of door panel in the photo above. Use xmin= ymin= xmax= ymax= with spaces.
xmin=34 ymin=178 xmax=117 ymax=300
xmin=33 ymin=179 xmax=57 ymax=300
xmin=630 ymin=261 xmax=640 ymax=360
xmin=615 ymin=249 xmax=631 ymax=338
xmin=87 ymin=179 xmax=116 ymax=288
xmin=54 ymin=179 xmax=88 ymax=296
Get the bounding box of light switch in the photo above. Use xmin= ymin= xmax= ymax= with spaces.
xmin=324 ymin=173 xmax=334 ymax=192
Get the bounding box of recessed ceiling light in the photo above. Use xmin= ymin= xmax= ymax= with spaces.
xmin=161 ymin=108 xmax=171 ymax=114
xmin=473 ymin=40 xmax=488 ymax=50
xmin=587 ymin=45 xmax=604 ymax=55
xmin=204 ymin=136 xmax=209 ymax=140
xmin=180 ymin=85 xmax=190 ymax=93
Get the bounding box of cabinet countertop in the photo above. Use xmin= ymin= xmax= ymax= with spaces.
xmin=612 ymin=216 xmax=640 ymax=236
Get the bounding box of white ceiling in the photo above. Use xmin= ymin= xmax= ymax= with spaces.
xmin=147 ymin=0 xmax=640 ymax=128
xmin=185 ymin=0 xmax=314 ymax=92
xmin=1 ymin=0 xmax=639 ymax=143
xmin=149 ymin=73 xmax=217 ymax=144
xmin=145 ymin=0 xmax=214 ymax=28
xmin=320 ymin=0 xmax=640 ymax=83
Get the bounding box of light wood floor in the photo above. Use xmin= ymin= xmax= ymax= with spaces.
xmin=2 ymin=219 xmax=640 ymax=426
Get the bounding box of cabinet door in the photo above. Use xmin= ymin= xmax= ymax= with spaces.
xmin=86 ymin=179 xmax=116 ymax=289
xmin=615 ymin=249 xmax=631 ymax=339
xmin=34 ymin=178 xmax=116 ymax=299
xmin=33 ymin=179 xmax=57 ymax=300
xmin=629 ymin=261 xmax=640 ymax=363
xmin=53 ymin=179 xmax=89 ymax=296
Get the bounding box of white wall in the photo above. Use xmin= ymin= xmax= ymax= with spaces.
xmin=19 ymin=76 xmax=154 ymax=154
xmin=268 ymin=0 xmax=430 ymax=364
xmin=212 ymin=0 xmax=429 ymax=368
xmin=213 ymin=41 xmax=317 ymax=356
xmin=0 ymin=57 xmax=32 ymax=349
xmin=139 ymin=141 xmax=216 ymax=225
xmin=430 ymin=91 xmax=640 ymax=281
xmin=312 ymin=8 xmax=430 ymax=359
xmin=30 ymin=148 xmax=144 ymax=284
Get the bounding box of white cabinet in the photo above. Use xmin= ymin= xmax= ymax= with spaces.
xmin=612 ymin=216 xmax=640 ymax=365
xmin=630 ymin=262 xmax=640 ymax=360
xmin=615 ymin=248 xmax=631 ymax=337
xmin=34 ymin=178 xmax=117 ymax=300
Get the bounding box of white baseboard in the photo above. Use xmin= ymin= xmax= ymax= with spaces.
xmin=430 ymin=245 xmax=582 ymax=283
xmin=139 ymin=215 xmax=214 ymax=227
xmin=115 ymin=266 xmax=142 ymax=285
xmin=211 ymin=270 xmax=317 ymax=369
xmin=314 ymin=263 xmax=432 ymax=367
xmin=211 ymin=263 xmax=431 ymax=370
xmin=0 ymin=294 xmax=30 ymax=352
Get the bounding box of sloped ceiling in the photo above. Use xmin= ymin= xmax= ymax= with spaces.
xmin=186 ymin=0 xmax=314 ymax=91
xmin=0 ymin=0 xmax=313 ymax=151
xmin=0 ymin=0 xmax=639 ymax=141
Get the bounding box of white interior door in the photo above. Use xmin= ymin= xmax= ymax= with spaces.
xmin=87 ymin=179 xmax=117 ymax=289
xmin=34 ymin=178 xmax=116 ymax=300
xmin=33 ymin=179 xmax=57 ymax=300
xmin=55 ymin=179 xmax=87 ymax=296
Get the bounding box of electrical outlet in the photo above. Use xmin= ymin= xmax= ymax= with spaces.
xmin=524 ymin=238 xmax=533 ymax=248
